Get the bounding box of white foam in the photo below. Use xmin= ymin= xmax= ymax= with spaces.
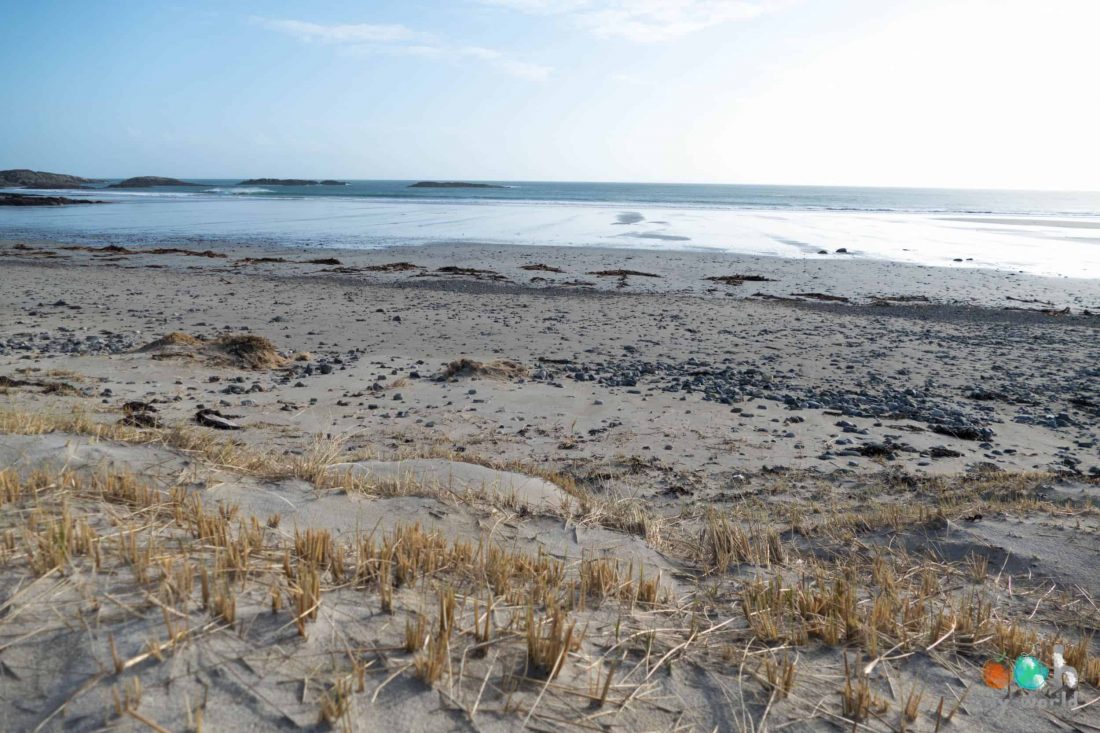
xmin=205 ymin=187 xmax=274 ymax=195
xmin=86 ymin=190 xmax=198 ymax=198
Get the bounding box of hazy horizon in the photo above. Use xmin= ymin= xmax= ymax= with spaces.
xmin=8 ymin=173 xmax=1100 ymax=196
xmin=3 ymin=0 xmax=1099 ymax=191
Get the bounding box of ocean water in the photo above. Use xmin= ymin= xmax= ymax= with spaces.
xmin=3 ymin=180 xmax=1100 ymax=277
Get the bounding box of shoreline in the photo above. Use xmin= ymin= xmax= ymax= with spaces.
xmin=5 ymin=235 xmax=1100 ymax=311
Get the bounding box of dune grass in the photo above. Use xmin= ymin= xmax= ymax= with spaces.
xmin=2 ymin=408 xmax=1100 ymax=730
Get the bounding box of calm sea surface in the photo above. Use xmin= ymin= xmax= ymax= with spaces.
xmin=3 ymin=181 xmax=1100 ymax=276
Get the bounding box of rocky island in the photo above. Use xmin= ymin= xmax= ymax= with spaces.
xmin=0 ymin=169 xmax=101 ymax=189
xmin=238 ymin=178 xmax=347 ymax=186
xmin=409 ymin=181 xmax=506 ymax=188
xmin=108 ymin=176 xmax=206 ymax=188
xmin=0 ymin=193 xmax=105 ymax=206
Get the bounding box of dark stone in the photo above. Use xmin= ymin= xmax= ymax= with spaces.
xmin=857 ymin=442 xmax=896 ymax=458
xmin=195 ymin=409 xmax=241 ymax=430
xmin=931 ymin=424 xmax=993 ymax=441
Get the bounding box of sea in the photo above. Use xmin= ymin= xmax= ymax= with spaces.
xmin=3 ymin=180 xmax=1100 ymax=278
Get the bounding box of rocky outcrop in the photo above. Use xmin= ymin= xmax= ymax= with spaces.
xmin=238 ymin=179 xmax=347 ymax=186
xmin=0 ymin=193 xmax=105 ymax=206
xmin=108 ymin=177 xmax=205 ymax=188
xmin=0 ymin=169 xmax=100 ymax=188
xmin=409 ymin=181 xmax=505 ymax=189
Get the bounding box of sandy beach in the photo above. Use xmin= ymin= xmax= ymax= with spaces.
xmin=1 ymin=237 xmax=1099 ymax=731
xmin=3 ymin=238 xmax=1100 ymax=476
xmin=6 ymin=0 xmax=1100 ymax=727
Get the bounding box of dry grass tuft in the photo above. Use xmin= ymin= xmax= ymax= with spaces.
xmin=526 ymin=605 xmax=580 ymax=679
xmin=136 ymin=331 xmax=205 ymax=350
xmin=413 ymin=632 xmax=450 ymax=687
xmin=209 ymin=334 xmax=287 ymax=369
xmin=5 ymin=416 xmax=1100 ymax=731
xmin=318 ymin=677 xmax=354 ymax=731
xmin=439 ymin=358 xmax=527 ymax=380
xmin=136 ymin=332 xmax=287 ymax=369
xmin=697 ymin=510 xmax=786 ymax=572
xmin=841 ymin=653 xmax=886 ymax=722
xmin=762 ymin=653 xmax=798 ymax=700
xmin=902 ymin=685 xmax=923 ymax=728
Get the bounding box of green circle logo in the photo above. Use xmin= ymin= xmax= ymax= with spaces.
xmin=1013 ymin=655 xmax=1049 ymax=691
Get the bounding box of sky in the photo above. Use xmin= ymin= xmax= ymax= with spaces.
xmin=1 ymin=0 xmax=1098 ymax=190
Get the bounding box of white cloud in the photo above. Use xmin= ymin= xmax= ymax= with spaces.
xmin=253 ymin=16 xmax=550 ymax=79
xmin=253 ymin=18 xmax=429 ymax=44
xmin=454 ymin=46 xmax=552 ymax=80
xmin=479 ymin=0 xmax=780 ymax=42
xmin=608 ymin=72 xmax=652 ymax=86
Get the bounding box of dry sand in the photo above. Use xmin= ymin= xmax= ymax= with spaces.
xmin=1 ymin=238 xmax=1099 ymax=732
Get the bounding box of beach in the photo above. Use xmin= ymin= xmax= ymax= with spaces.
xmin=2 ymin=236 xmax=1100 ymax=730
xmin=6 ymin=0 xmax=1100 ymax=725
xmin=3 ymin=237 xmax=1100 ymax=477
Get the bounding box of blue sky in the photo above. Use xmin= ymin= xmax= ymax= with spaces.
xmin=1 ymin=0 xmax=1098 ymax=189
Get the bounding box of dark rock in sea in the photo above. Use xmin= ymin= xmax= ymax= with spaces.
xmin=409 ymin=181 xmax=506 ymax=189
xmin=108 ymin=176 xmax=205 ymax=188
xmin=319 ymin=180 xmax=347 ymax=186
xmin=0 ymin=193 xmax=105 ymax=206
xmin=0 ymin=169 xmax=101 ymax=188
xmin=835 ymin=247 xmax=849 ymax=253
